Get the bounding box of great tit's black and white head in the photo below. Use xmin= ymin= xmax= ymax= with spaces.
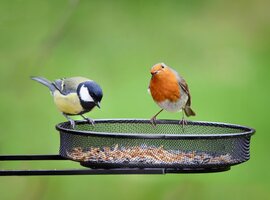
xmin=77 ymin=81 xmax=103 ymax=112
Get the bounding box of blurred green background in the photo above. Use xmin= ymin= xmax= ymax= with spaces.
xmin=0 ymin=0 xmax=269 ymax=199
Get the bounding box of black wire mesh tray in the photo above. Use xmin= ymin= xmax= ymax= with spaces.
xmin=56 ymin=119 xmax=255 ymax=170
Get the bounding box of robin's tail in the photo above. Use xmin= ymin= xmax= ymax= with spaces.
xmin=31 ymin=76 xmax=56 ymax=93
xmin=184 ymin=106 xmax=196 ymax=117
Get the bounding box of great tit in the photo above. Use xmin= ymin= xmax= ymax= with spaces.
xmin=31 ymin=76 xmax=103 ymax=128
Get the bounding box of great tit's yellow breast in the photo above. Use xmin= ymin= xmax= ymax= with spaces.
xmin=53 ymin=91 xmax=83 ymax=115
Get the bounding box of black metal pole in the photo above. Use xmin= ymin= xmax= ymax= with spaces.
xmin=0 ymin=154 xmax=230 ymax=176
xmin=0 ymin=168 xmax=166 ymax=176
xmin=0 ymin=154 xmax=65 ymax=161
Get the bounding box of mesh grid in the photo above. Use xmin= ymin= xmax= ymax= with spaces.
xmin=56 ymin=119 xmax=254 ymax=169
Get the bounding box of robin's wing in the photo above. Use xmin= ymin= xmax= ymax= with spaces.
xmin=179 ymin=78 xmax=192 ymax=106
xmin=171 ymin=68 xmax=192 ymax=106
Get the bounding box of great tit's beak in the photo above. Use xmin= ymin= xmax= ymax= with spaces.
xmin=96 ymin=102 xmax=101 ymax=108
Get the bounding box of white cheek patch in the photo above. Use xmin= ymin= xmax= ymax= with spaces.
xmin=80 ymin=85 xmax=94 ymax=102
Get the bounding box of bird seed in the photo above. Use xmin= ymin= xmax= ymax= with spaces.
xmin=67 ymin=145 xmax=237 ymax=166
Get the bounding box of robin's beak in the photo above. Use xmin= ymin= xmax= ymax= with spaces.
xmin=96 ymin=102 xmax=101 ymax=108
xmin=151 ymin=70 xmax=158 ymax=76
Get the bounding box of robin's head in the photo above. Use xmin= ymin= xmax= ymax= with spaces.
xmin=150 ymin=63 xmax=169 ymax=76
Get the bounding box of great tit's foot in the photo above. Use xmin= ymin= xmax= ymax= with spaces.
xmin=81 ymin=115 xmax=95 ymax=126
xmin=62 ymin=113 xmax=76 ymax=129
xmin=86 ymin=117 xmax=95 ymax=126
xmin=150 ymin=116 xmax=157 ymax=127
xmin=69 ymin=119 xmax=76 ymax=129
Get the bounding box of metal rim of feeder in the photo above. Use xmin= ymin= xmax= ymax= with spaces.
xmin=55 ymin=119 xmax=255 ymax=139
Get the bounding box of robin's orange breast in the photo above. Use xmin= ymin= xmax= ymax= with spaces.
xmin=149 ymin=71 xmax=180 ymax=103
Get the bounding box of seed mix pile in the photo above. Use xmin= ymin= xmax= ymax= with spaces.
xmin=67 ymin=144 xmax=236 ymax=165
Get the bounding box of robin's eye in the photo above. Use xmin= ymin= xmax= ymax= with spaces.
xmin=161 ymin=65 xmax=165 ymax=68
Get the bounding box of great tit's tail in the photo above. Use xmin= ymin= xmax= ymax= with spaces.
xmin=31 ymin=76 xmax=56 ymax=93
xmin=184 ymin=106 xmax=196 ymax=117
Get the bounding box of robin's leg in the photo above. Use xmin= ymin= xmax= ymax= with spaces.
xmin=179 ymin=111 xmax=188 ymax=128
xmin=81 ymin=115 xmax=95 ymax=126
xmin=62 ymin=113 xmax=76 ymax=129
xmin=150 ymin=109 xmax=163 ymax=127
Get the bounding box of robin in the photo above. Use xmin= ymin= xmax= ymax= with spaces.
xmin=148 ymin=63 xmax=195 ymax=126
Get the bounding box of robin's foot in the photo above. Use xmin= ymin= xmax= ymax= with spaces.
xmin=179 ymin=119 xmax=188 ymax=128
xmin=150 ymin=116 xmax=157 ymax=127
xmin=150 ymin=109 xmax=163 ymax=127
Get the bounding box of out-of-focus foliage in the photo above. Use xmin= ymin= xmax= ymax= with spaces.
xmin=0 ymin=0 xmax=269 ymax=199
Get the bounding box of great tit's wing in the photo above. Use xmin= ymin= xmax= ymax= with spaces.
xmin=31 ymin=76 xmax=57 ymax=93
xmin=54 ymin=77 xmax=91 ymax=95
xmin=53 ymin=78 xmax=66 ymax=95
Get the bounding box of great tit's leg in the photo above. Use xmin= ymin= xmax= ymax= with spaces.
xmin=81 ymin=115 xmax=95 ymax=126
xmin=62 ymin=113 xmax=75 ymax=129
xmin=150 ymin=109 xmax=163 ymax=127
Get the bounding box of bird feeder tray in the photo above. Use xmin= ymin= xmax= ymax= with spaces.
xmin=56 ymin=119 xmax=255 ymax=171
